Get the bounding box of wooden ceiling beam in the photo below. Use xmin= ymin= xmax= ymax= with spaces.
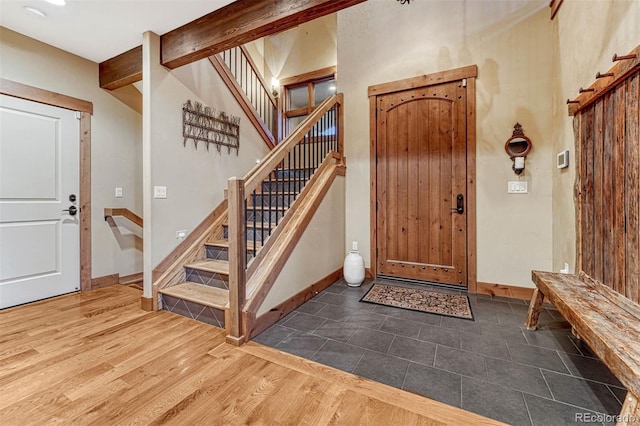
xmin=98 ymin=0 xmax=366 ymax=90
xmin=160 ymin=0 xmax=366 ymax=70
xmin=99 ymin=45 xmax=142 ymax=90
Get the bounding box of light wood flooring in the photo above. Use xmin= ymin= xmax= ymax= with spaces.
xmin=0 ymin=286 xmax=503 ymax=425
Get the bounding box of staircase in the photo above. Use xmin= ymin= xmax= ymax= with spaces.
xmin=157 ymin=171 xmax=305 ymax=328
xmin=155 ymin=94 xmax=343 ymax=340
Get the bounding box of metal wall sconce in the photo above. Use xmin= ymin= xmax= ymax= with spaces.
xmin=505 ymin=123 xmax=532 ymax=175
xmin=270 ymin=77 xmax=279 ymax=97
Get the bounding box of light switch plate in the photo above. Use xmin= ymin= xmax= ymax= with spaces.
xmin=115 ymin=187 xmax=123 ymax=198
xmin=176 ymin=230 xmax=187 ymax=239
xmin=154 ymin=186 xmax=167 ymax=199
xmin=508 ymin=181 xmax=528 ymax=194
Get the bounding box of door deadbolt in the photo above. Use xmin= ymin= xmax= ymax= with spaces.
xmin=450 ymin=194 xmax=464 ymax=214
xmin=69 ymin=194 xmax=77 ymax=202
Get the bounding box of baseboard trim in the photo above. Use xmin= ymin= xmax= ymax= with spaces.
xmin=91 ymin=273 xmax=119 ymax=289
xmin=140 ymin=296 xmax=153 ymax=311
xmin=365 ymin=267 xmax=374 ymax=279
xmin=249 ymin=268 xmax=343 ymax=339
xmin=120 ymin=272 xmax=143 ymax=286
xmin=476 ymin=281 xmax=534 ymax=301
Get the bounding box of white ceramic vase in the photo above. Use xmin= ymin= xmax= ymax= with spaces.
xmin=343 ymin=241 xmax=365 ymax=287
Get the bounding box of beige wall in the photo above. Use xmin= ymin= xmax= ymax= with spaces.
xmin=257 ymin=176 xmax=345 ymax=315
xmin=264 ymin=13 xmax=337 ymax=82
xmin=0 ymin=27 xmax=143 ymax=279
xmin=142 ymin=33 xmax=270 ymax=274
xmin=551 ymin=0 xmax=640 ymax=273
xmin=338 ymin=0 xmax=554 ymax=289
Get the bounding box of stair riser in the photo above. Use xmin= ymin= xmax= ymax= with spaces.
xmin=161 ymin=294 xmax=225 ymax=328
xmin=261 ymin=180 xmax=306 ymax=192
xmin=251 ymin=194 xmax=297 ymax=208
xmin=205 ymin=245 xmax=229 ymax=261
xmin=274 ymin=169 xmax=313 ymax=179
xmin=246 ymin=210 xmax=284 ymax=223
xmin=205 ymin=245 xmax=255 ymax=261
xmin=185 ymin=267 xmax=229 ymax=290
xmin=223 ymin=225 xmax=272 ymax=243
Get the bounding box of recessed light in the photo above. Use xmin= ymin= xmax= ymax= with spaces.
xmin=24 ymin=6 xmax=47 ymax=18
xmin=43 ymin=0 xmax=66 ymax=5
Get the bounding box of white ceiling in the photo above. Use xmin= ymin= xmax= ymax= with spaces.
xmin=0 ymin=0 xmax=235 ymax=63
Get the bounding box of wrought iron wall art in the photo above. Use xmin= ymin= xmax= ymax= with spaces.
xmin=182 ymin=100 xmax=240 ymax=154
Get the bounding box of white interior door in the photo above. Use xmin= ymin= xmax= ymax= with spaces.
xmin=0 ymin=95 xmax=80 ymax=309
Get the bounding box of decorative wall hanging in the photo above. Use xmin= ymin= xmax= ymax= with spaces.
xmin=182 ymin=100 xmax=240 ymax=154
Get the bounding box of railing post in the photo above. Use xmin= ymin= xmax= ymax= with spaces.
xmin=337 ymin=93 xmax=345 ymax=163
xmin=227 ymin=177 xmax=246 ymax=345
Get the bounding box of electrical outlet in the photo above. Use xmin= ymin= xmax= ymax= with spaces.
xmin=176 ymin=230 xmax=187 ymax=240
xmin=154 ymin=186 xmax=167 ymax=199
xmin=508 ymin=181 xmax=528 ymax=194
xmin=115 ymin=187 xmax=123 ymax=198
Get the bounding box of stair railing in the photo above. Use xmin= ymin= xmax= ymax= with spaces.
xmin=226 ymin=93 xmax=344 ymax=344
xmin=219 ymin=46 xmax=279 ymax=143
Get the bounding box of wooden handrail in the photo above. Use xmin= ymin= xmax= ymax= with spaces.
xmin=104 ymin=208 xmax=143 ymax=228
xmin=243 ymin=93 xmax=343 ymax=197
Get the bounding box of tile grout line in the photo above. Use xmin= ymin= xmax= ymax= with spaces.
xmin=521 ymin=391 xmax=535 ymax=426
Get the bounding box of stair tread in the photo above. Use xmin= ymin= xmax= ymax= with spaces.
xmin=206 ymin=239 xmax=262 ymax=250
xmin=159 ymin=282 xmax=228 ymax=309
xmin=185 ymin=259 xmax=229 ymax=274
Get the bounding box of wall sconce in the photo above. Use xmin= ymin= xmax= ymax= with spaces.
xmin=271 ymin=77 xmax=280 ymax=97
xmin=505 ymin=123 xmax=532 ymax=175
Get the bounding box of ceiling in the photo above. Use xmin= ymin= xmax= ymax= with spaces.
xmin=0 ymin=0 xmax=235 ymax=63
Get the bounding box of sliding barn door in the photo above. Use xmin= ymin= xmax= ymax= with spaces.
xmin=375 ymin=81 xmax=468 ymax=287
xmin=577 ymin=70 xmax=639 ymax=302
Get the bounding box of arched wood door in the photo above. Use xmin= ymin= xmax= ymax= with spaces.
xmin=374 ymin=79 xmax=468 ymax=287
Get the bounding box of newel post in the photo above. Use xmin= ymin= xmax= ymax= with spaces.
xmin=227 ymin=177 xmax=246 ymax=345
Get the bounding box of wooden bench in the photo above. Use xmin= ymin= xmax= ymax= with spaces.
xmin=526 ymin=270 xmax=640 ymax=425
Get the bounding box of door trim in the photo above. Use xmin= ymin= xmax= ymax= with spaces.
xmin=368 ymin=65 xmax=478 ymax=292
xmin=1 ymin=78 xmax=93 ymax=292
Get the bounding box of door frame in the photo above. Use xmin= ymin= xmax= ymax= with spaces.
xmin=1 ymin=78 xmax=93 ymax=292
xmin=368 ymin=65 xmax=478 ymax=292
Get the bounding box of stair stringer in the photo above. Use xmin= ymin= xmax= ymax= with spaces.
xmin=152 ymin=199 xmax=228 ymax=309
xmin=242 ymin=161 xmax=346 ymax=338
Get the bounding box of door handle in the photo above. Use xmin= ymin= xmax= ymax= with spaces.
xmin=63 ymin=206 xmax=78 ymax=216
xmin=450 ymin=194 xmax=464 ymax=214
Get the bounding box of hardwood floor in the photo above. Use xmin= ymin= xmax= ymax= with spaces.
xmin=0 ymin=286 xmax=503 ymax=425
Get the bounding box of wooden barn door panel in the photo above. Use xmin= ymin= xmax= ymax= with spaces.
xmin=625 ymin=72 xmax=639 ymax=302
xmin=577 ymin=69 xmax=639 ymax=303
xmin=613 ymin=84 xmax=627 ymax=295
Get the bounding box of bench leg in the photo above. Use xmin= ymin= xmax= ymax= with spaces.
xmin=525 ymin=288 xmax=545 ymax=330
xmin=617 ymin=392 xmax=639 ymax=426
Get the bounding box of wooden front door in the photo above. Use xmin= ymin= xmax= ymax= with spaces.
xmin=375 ymin=80 xmax=468 ymax=287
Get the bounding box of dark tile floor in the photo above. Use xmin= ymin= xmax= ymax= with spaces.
xmin=253 ymin=277 xmax=627 ymax=426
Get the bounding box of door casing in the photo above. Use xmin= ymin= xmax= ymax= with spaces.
xmin=368 ymin=65 xmax=478 ymax=292
xmin=0 ymin=78 xmax=93 ymax=292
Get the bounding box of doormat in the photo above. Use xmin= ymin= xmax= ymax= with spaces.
xmin=360 ymin=284 xmax=474 ymax=320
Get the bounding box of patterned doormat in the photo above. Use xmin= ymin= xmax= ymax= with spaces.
xmin=360 ymin=284 xmax=474 ymax=320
